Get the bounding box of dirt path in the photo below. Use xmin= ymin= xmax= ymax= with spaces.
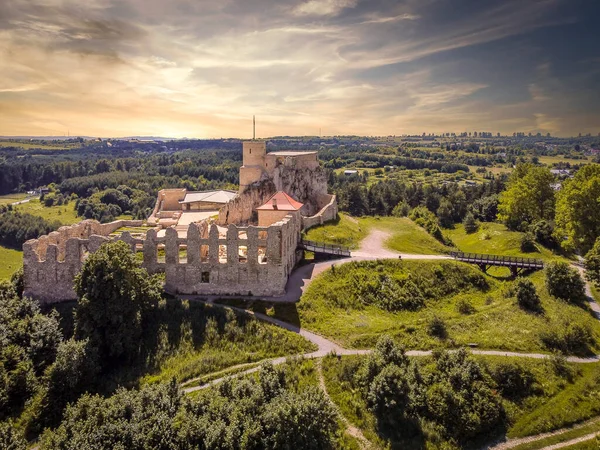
xmin=487 ymin=416 xmax=600 ymax=450
xmin=316 ymin=359 xmax=374 ymax=449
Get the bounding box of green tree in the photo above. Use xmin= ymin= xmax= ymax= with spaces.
xmin=498 ymin=164 xmax=555 ymax=230
xmin=74 ymin=241 xmax=162 ymax=365
xmin=0 ymin=420 xmax=27 ymax=450
xmin=463 ymin=212 xmax=478 ymax=234
xmin=515 ymin=278 xmax=541 ymax=312
xmin=545 ymin=262 xmax=586 ymax=303
xmin=555 ymin=165 xmax=600 ymax=252
xmin=41 ymin=339 xmax=99 ymax=427
xmin=585 ymin=238 xmax=600 ymax=287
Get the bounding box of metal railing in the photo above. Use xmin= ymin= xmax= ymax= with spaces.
xmin=300 ymin=239 xmax=351 ymax=257
xmin=449 ymin=251 xmax=544 ymax=269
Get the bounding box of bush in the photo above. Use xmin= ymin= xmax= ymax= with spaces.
xmin=489 ymin=362 xmax=535 ymax=399
xmin=427 ymin=315 xmax=447 ymax=338
xmin=392 ymin=201 xmax=411 ymax=217
xmin=530 ymin=220 xmax=556 ymax=248
xmin=540 ymin=322 xmax=593 ymax=355
xmin=515 ymin=278 xmax=542 ymax=312
xmin=455 ymin=298 xmax=475 ymax=314
xmin=463 ymin=212 xmax=479 ymax=234
xmin=585 ymin=238 xmax=600 ymax=287
xmin=520 ymin=232 xmax=537 ymax=252
xmin=545 ymin=262 xmax=586 ymax=303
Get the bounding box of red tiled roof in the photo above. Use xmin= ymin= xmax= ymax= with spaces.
xmin=256 ymin=191 xmax=304 ymax=211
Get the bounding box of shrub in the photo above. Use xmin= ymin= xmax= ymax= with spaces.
xmin=530 ymin=220 xmax=556 ymax=248
xmin=515 ymin=278 xmax=542 ymax=312
xmin=463 ymin=212 xmax=479 ymax=234
xmin=427 ymin=315 xmax=447 ymax=338
xmin=545 ymin=262 xmax=586 ymax=303
xmin=489 ymin=362 xmax=535 ymax=399
xmin=540 ymin=322 xmax=593 ymax=355
xmin=585 ymin=238 xmax=600 ymax=287
xmin=520 ymin=232 xmax=537 ymax=252
xmin=392 ymin=201 xmax=411 ymax=217
xmin=455 ymin=298 xmax=475 ymax=314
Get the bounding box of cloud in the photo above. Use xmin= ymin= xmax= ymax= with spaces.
xmin=0 ymin=0 xmax=597 ymax=137
xmin=293 ymin=0 xmax=358 ymax=17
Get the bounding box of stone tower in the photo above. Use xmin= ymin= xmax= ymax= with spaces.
xmin=239 ymin=141 xmax=266 ymax=193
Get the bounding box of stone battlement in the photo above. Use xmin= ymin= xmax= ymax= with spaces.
xmin=23 ymin=214 xmax=301 ymax=303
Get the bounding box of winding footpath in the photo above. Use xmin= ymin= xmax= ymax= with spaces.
xmin=181 ymin=229 xmax=600 ymax=449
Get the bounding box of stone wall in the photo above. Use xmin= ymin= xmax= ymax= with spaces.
xmin=301 ymin=194 xmax=338 ymax=231
xmin=23 ymin=214 xmax=301 ymax=303
xmin=218 ymin=179 xmax=277 ymax=226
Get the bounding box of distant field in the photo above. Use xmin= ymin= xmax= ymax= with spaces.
xmin=12 ymin=199 xmax=80 ymax=225
xmin=538 ymin=154 xmax=590 ymax=165
xmin=0 ymin=193 xmax=28 ymax=205
xmin=0 ymin=140 xmax=79 ymax=150
xmin=0 ymin=246 xmax=22 ymax=280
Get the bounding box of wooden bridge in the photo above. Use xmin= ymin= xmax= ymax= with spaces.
xmin=449 ymin=251 xmax=544 ymax=276
xmin=300 ymin=240 xmax=351 ymax=258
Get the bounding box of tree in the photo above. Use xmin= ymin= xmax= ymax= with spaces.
xmin=515 ymin=278 xmax=541 ymax=312
xmin=545 ymin=262 xmax=586 ymax=303
xmin=41 ymin=339 xmax=99 ymax=427
xmin=555 ymin=165 xmax=600 ymax=253
xmin=437 ymin=199 xmax=454 ymax=228
xmin=585 ymin=238 xmax=600 ymax=287
xmin=498 ymin=164 xmax=555 ymax=230
xmin=463 ymin=212 xmax=478 ymax=234
xmin=520 ymin=232 xmax=537 ymax=252
xmin=74 ymin=241 xmax=162 ymax=366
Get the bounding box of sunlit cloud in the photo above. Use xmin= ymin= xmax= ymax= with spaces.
xmin=0 ymin=0 xmax=598 ymax=137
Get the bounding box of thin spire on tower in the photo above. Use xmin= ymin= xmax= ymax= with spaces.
xmin=253 ymin=115 xmax=256 ymax=140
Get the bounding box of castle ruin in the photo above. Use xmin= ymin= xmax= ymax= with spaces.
xmin=22 ymin=141 xmax=337 ymax=303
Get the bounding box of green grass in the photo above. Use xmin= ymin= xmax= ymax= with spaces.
xmin=511 ymin=419 xmax=600 ymax=450
xmin=284 ymin=260 xmax=600 ymax=354
xmin=0 ymin=245 xmax=22 ymax=280
xmin=12 ymin=199 xmax=80 ymax=225
xmin=0 ymin=193 xmax=28 ymax=205
xmin=303 ymin=213 xmax=365 ymax=249
xmin=304 ymin=214 xmax=448 ymax=254
xmin=360 ymin=216 xmax=448 ymax=254
xmin=592 ymin=285 xmax=600 ymax=303
xmin=321 ymin=353 xmax=600 ymax=449
xmin=446 ymin=222 xmax=571 ymax=263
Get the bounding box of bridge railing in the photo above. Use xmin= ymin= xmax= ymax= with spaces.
xmin=449 ymin=251 xmax=544 ymax=268
xmin=300 ymin=239 xmax=351 ymax=256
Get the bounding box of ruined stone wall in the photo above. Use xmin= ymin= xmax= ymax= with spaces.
xmin=218 ymin=179 xmax=277 ymax=226
xmin=301 ymin=194 xmax=338 ymax=231
xmin=23 ymin=214 xmax=301 ymax=303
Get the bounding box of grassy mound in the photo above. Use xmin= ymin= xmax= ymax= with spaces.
xmin=303 ymin=213 xmax=365 ymax=249
xmin=446 ymin=222 xmax=570 ymax=263
xmin=295 ymin=260 xmax=600 ymax=353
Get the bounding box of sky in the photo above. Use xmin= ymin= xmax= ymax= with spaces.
xmin=0 ymin=0 xmax=599 ymax=138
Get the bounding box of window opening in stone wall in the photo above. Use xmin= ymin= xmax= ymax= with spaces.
xmin=258 ymin=246 xmax=267 ymax=264
xmin=201 ymin=271 xmax=210 ymax=283
xmin=157 ymin=245 xmax=166 ymax=263
xmin=238 ymin=230 xmax=247 ymax=240
xmin=200 ymin=244 xmax=209 ymax=263
xmin=258 ymin=230 xmax=268 ymax=240
xmin=179 ymin=245 xmax=187 ymax=263
xmin=135 ymin=243 xmax=144 ymax=263
xmin=238 ymin=245 xmax=248 ymax=263
xmin=219 ymin=244 xmax=227 ymax=263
